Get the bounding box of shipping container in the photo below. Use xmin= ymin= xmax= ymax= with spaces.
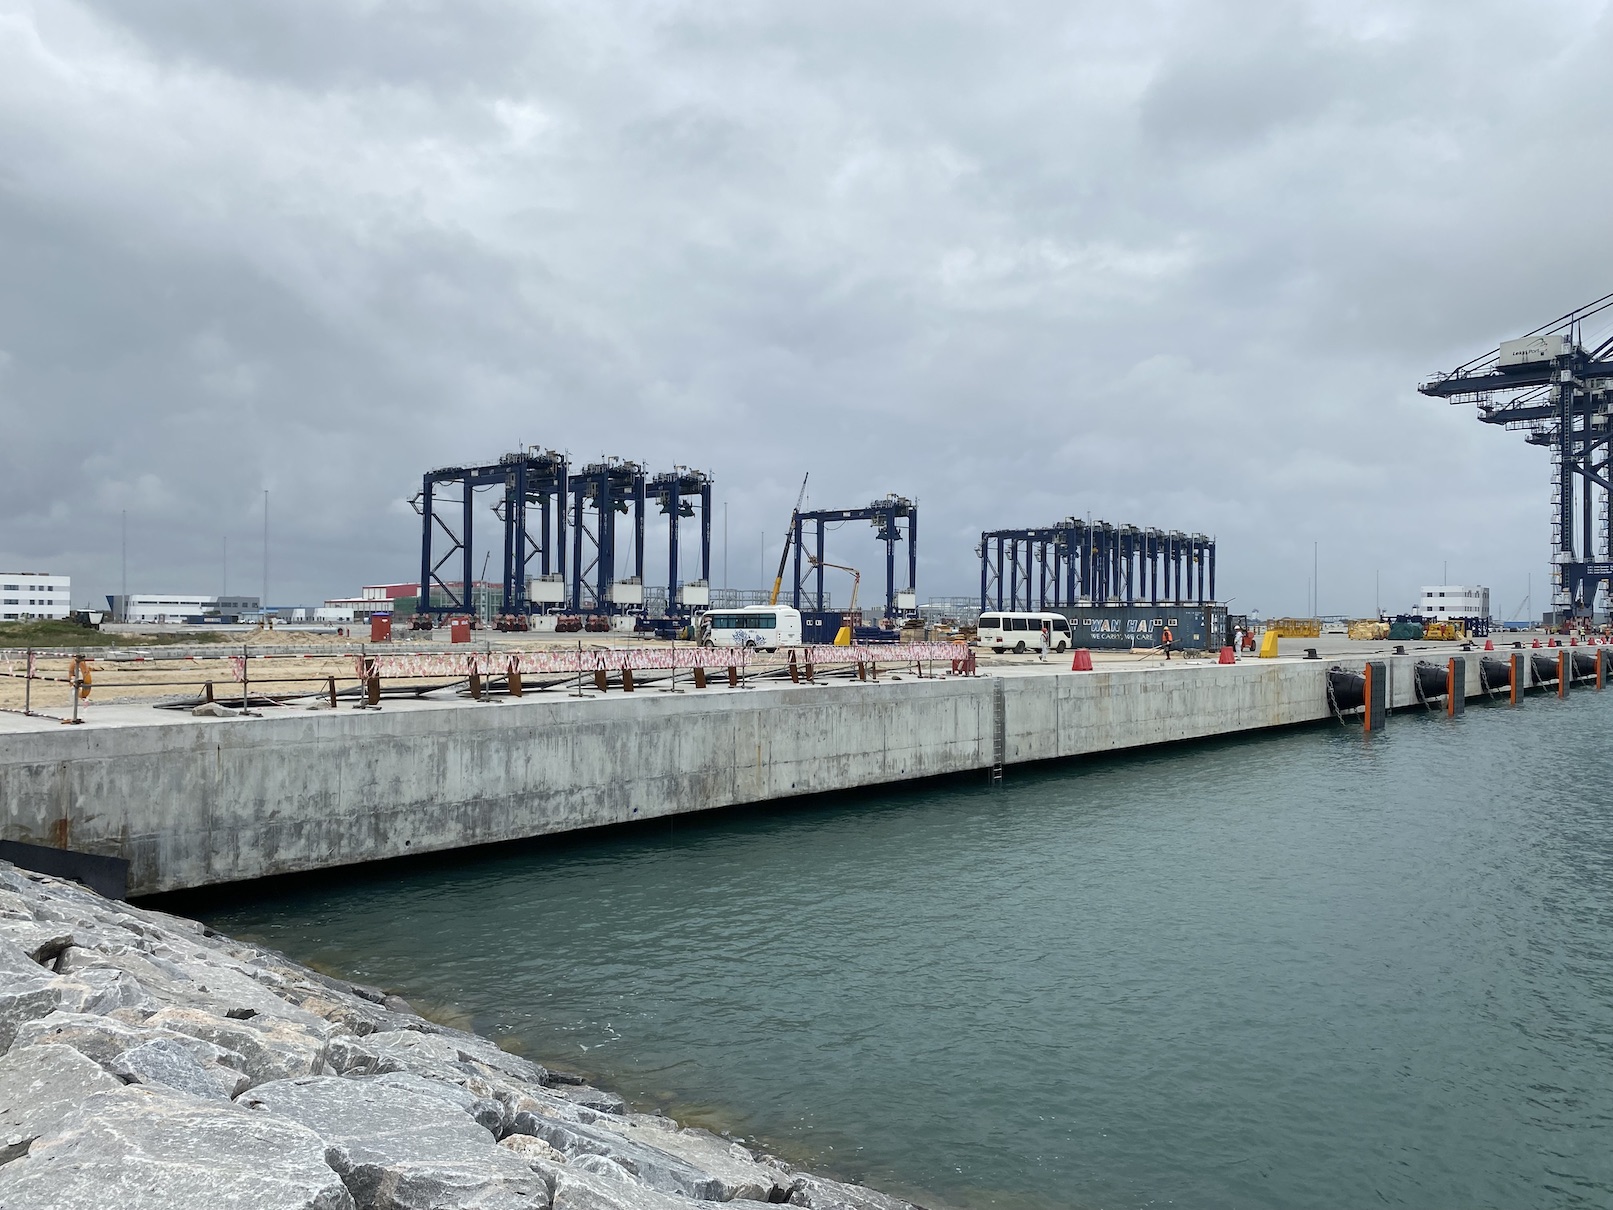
xmin=1053 ymin=604 xmax=1227 ymax=651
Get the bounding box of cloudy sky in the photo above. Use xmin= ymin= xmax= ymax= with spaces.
xmin=2 ymin=0 xmax=1611 ymax=617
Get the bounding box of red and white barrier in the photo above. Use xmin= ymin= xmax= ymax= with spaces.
xmin=353 ymin=642 xmax=971 ymax=682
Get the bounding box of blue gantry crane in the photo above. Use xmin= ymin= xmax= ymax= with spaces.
xmin=415 ymin=449 xmax=713 ymax=621
xmin=415 ymin=449 xmax=570 ymax=620
xmin=978 ymin=520 xmax=1214 ymax=611
xmin=1420 ymin=292 xmax=1613 ymax=619
xmin=792 ymin=495 xmax=918 ymax=619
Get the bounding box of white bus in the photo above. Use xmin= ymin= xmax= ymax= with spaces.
xmin=695 ymin=604 xmax=802 ymax=652
xmin=975 ymin=611 xmax=1073 ymax=654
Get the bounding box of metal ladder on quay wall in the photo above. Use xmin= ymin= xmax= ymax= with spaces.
xmin=990 ymin=677 xmax=1005 ymax=784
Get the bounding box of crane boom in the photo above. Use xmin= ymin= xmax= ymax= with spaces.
xmin=768 ymin=473 xmax=809 ymax=607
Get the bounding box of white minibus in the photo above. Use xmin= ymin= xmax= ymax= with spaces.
xmin=975 ymin=611 xmax=1073 ymax=654
xmin=694 ymin=604 xmax=802 ymax=652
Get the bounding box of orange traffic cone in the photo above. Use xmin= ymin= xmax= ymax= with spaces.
xmin=1483 ymin=639 xmax=1494 ymax=651
xmin=1218 ymin=646 xmax=1236 ymax=664
xmin=1071 ymin=649 xmax=1094 ymax=671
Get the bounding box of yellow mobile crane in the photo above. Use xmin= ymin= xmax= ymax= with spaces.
xmin=808 ymin=555 xmax=860 ymax=646
xmin=768 ymin=473 xmax=810 ymax=607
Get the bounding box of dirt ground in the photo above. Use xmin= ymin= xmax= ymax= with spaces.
xmin=0 ymin=651 xmax=369 ymax=713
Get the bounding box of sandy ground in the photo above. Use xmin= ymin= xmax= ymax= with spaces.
xmin=4 ymin=627 xmax=1552 ymax=716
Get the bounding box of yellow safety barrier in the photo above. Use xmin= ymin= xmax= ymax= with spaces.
xmin=1259 ymin=629 xmax=1281 ymax=658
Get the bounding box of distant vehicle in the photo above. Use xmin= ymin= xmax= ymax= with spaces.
xmin=975 ymin=611 xmax=1072 ymax=654
xmin=68 ymin=610 xmax=104 ymax=629
xmin=1321 ymin=621 xmax=1348 ymax=635
xmin=695 ymin=604 xmax=802 ymax=652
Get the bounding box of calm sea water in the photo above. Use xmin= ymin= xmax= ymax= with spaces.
xmin=197 ymin=694 xmax=1613 ymax=1209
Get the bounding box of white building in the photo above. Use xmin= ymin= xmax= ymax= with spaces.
xmin=0 ymin=572 xmax=71 ymax=621
xmin=1419 ymin=585 xmax=1490 ymax=622
xmin=108 ymin=594 xmax=260 ymax=624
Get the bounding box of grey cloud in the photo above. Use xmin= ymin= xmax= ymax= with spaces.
xmin=1 ymin=0 xmax=1609 ymax=617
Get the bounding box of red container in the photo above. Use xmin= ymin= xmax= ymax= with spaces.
xmin=370 ymin=615 xmax=392 ymax=643
xmin=450 ymin=620 xmax=471 ymax=644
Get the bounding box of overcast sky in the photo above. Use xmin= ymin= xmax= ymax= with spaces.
xmin=3 ymin=0 xmax=1611 ymax=617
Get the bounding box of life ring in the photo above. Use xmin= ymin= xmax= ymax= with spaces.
xmin=68 ymin=656 xmax=93 ymax=700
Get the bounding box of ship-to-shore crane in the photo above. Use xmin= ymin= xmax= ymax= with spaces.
xmin=1420 ymin=293 xmax=1613 ymax=618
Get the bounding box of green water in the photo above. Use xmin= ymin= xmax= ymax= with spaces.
xmin=198 ymin=696 xmax=1613 ymax=1209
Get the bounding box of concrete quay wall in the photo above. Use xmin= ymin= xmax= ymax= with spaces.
xmin=0 ymin=651 xmax=1534 ymax=895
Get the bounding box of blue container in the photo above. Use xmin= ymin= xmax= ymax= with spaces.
xmin=1056 ymin=605 xmax=1227 ymax=651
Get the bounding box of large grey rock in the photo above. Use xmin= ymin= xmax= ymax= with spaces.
xmin=516 ymin=1115 xmax=728 ymax=1201
xmin=0 ymin=913 xmax=75 ymax=966
xmin=11 ymin=1010 xmax=245 ymax=1077
xmin=532 ymin=1160 xmax=783 ymax=1210
xmin=787 ymin=1175 xmax=918 ymax=1210
xmin=604 ymin=1126 xmax=792 ymax=1203
xmin=363 ymin=1029 xmax=549 ymax=1090
xmin=241 ymin=1075 xmax=545 ymax=1210
xmin=143 ymin=1005 xmax=330 ymax=1086
xmin=362 ymin=1072 xmax=508 ymax=1137
xmin=0 ymin=1040 xmax=123 ymax=1164
xmin=111 ymin=1037 xmax=249 ymax=1100
xmin=500 ymin=1134 xmax=568 ymax=1166
xmin=0 ymin=1084 xmax=354 ymax=1209
xmin=549 ymin=1085 xmax=626 ymax=1116
xmin=0 ymin=970 xmax=150 ymax=1052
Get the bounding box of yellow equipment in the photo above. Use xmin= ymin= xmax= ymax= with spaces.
xmin=808 ymin=556 xmax=861 ymax=645
xmin=768 ymin=473 xmax=810 ymax=607
xmin=1258 ymin=629 xmax=1280 ymax=658
xmin=1265 ymin=617 xmax=1321 ymax=638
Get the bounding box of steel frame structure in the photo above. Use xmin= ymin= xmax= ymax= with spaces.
xmin=568 ymin=459 xmax=647 ymax=614
xmin=416 ymin=449 xmax=570 ymax=619
xmin=417 ymin=450 xmax=714 ymax=618
xmin=1420 ymin=293 xmax=1613 ymax=617
xmin=650 ymin=467 xmax=713 ymax=615
xmin=792 ymin=496 xmax=918 ymax=619
xmin=978 ymin=520 xmax=1215 ymax=612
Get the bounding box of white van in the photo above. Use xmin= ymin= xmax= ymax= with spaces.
xmin=695 ymin=604 xmax=802 ymax=652
xmin=976 ymin=611 xmax=1073 ymax=654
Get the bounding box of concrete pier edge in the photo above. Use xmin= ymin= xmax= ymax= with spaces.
xmin=0 ymin=650 xmax=1592 ymax=896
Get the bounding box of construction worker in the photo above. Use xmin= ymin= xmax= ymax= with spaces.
xmin=1161 ymin=625 xmax=1174 ymax=660
xmin=1039 ymin=620 xmax=1050 ymax=662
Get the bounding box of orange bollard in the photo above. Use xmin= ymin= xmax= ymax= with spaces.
xmin=1071 ymin=648 xmax=1094 ymax=671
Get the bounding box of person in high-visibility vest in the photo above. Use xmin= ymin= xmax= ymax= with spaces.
xmin=1161 ymin=626 xmax=1174 ymax=660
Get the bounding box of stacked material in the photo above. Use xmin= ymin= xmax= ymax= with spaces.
xmin=1264 ymin=618 xmax=1321 ymax=638
xmin=0 ymin=861 xmax=914 ymax=1210
xmin=1346 ymin=621 xmax=1389 ymax=641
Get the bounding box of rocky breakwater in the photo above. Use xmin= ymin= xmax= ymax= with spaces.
xmin=0 ymin=860 xmax=919 ymax=1210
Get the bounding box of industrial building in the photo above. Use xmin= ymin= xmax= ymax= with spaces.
xmin=1418 ymin=585 xmax=1491 ymax=623
xmin=106 ymin=594 xmax=259 ymax=624
xmin=0 ymin=572 xmax=71 ymax=621
xmin=320 ymin=583 xmax=419 ymax=619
